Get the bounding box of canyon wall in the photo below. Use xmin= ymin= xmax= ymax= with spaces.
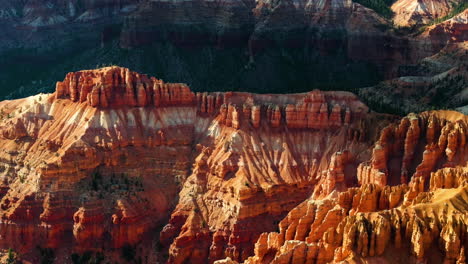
xmin=0 ymin=67 xmax=466 ymax=263
xmin=239 ymin=110 xmax=468 ymax=264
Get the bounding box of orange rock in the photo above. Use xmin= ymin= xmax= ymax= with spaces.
xmin=248 ymin=106 xmax=259 ymax=128
xmin=55 ymin=66 xmax=196 ymax=108
xmin=271 ymin=105 xmax=281 ymax=128
xmin=0 ymin=67 xmax=466 ymax=264
xmin=241 ymin=110 xmax=468 ymax=264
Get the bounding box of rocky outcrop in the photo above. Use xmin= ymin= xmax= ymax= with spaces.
xmin=157 ymin=86 xmax=379 ymax=263
xmin=0 ymin=67 xmax=467 ymax=264
xmin=392 ymin=0 xmax=464 ymax=27
xmin=55 ymin=66 xmax=196 ymax=108
xmin=119 ymin=0 xmax=418 ymax=79
xmin=419 ymin=10 xmax=468 ymax=52
xmin=2 ymin=0 xmax=466 ymax=110
xmin=0 ymin=68 xmax=204 ymax=254
xmin=244 ymin=182 xmax=468 ymax=264
xmin=0 ymin=67 xmax=377 ymax=259
xmin=357 ymin=111 xmax=468 ymax=187
xmin=216 ymin=90 xmax=367 ymax=130
xmin=0 ymin=67 xmax=390 ymax=263
xmin=240 ymin=110 xmax=468 ymax=264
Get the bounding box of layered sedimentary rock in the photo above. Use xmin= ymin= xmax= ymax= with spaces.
xmin=420 ymin=10 xmax=468 ymax=52
xmin=120 ymin=0 xmax=415 ymax=77
xmin=392 ymin=0 xmax=464 ymax=27
xmin=0 ymin=67 xmax=205 ymax=254
xmin=359 ymin=41 xmax=468 ymax=115
xmin=0 ymin=67 xmax=467 ymax=264
xmin=0 ymin=67 xmax=377 ymax=257
xmin=2 ymin=0 xmax=466 ymax=112
xmin=160 ymin=92 xmax=378 ymax=263
xmin=119 ymin=0 xmax=255 ymax=48
xmin=239 ymin=110 xmax=468 ymax=264
xmin=357 ymin=111 xmax=468 ymax=187
xmin=55 ymin=67 xmax=196 ymax=108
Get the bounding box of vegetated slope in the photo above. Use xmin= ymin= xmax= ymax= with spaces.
xmin=392 ymin=0 xmax=465 ymax=26
xmin=0 ymin=0 xmax=466 ymax=118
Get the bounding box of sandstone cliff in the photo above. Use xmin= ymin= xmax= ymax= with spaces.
xmin=0 ymin=67 xmax=466 ymax=264
xmin=392 ymin=0 xmax=465 ymax=27
xmin=1 ymin=67 xmax=374 ymax=260
xmin=239 ymin=110 xmax=468 ymax=264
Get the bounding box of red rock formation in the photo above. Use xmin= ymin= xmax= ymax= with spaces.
xmin=55 ymin=66 xmax=196 ymax=108
xmin=238 ymin=110 xmax=468 ymax=264
xmin=422 ymin=10 xmax=468 ymax=42
xmin=0 ymin=67 xmax=467 ymax=264
xmin=392 ymin=0 xmax=465 ymax=27
xmin=357 ymin=111 xmax=468 ymax=188
xmin=0 ymin=68 xmax=201 ymax=255
xmin=158 ymin=92 xmax=383 ymax=263
xmin=244 ymin=181 xmax=468 ymax=264
xmin=419 ymin=10 xmax=468 ymax=53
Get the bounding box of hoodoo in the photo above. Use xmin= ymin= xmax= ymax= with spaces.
xmin=0 ymin=67 xmax=466 ymax=263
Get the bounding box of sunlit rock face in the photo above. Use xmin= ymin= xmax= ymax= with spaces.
xmin=391 ymin=0 xmax=465 ymax=27
xmin=0 ymin=67 xmax=374 ymax=254
xmin=238 ymin=110 xmax=468 ymax=264
xmin=0 ymin=67 xmax=466 ymax=264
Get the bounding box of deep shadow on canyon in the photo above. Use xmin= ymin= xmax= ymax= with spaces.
xmin=0 ymin=27 xmax=382 ymax=102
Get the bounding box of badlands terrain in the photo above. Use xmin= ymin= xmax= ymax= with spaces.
xmin=0 ymin=66 xmax=466 ymax=263
xmin=0 ymin=0 xmax=466 ymax=263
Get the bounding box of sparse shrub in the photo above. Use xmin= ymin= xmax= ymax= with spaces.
xmin=6 ymin=248 xmax=17 ymax=264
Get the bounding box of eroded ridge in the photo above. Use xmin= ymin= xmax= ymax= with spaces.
xmin=0 ymin=67 xmax=466 ymax=264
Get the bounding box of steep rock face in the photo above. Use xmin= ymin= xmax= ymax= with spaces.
xmin=10 ymin=0 xmax=139 ymax=27
xmin=251 ymin=0 xmax=402 ymax=64
xmin=419 ymin=10 xmax=468 ymax=52
xmin=251 ymin=0 xmax=388 ymax=41
xmin=119 ymin=0 xmax=255 ymax=48
xmin=159 ymin=93 xmax=395 ymax=263
xmin=119 ymin=0 xmax=418 ymax=78
xmin=244 ymin=183 xmax=468 ymax=264
xmin=0 ymin=67 xmax=388 ymax=260
xmin=117 ymin=0 xmax=456 ymax=80
xmin=0 ymin=67 xmax=209 ymax=253
xmin=55 ymin=67 xmax=196 ymax=108
xmin=357 ymin=111 xmax=468 ymax=187
xmin=1 ymin=0 xmax=465 ymax=107
xmin=0 ymin=67 xmax=398 ymax=263
xmin=1 ymin=67 xmax=467 ymax=264
xmin=239 ymin=110 xmax=468 ymax=264
xmin=392 ymin=0 xmax=464 ymax=27
xmin=0 ymin=92 xmax=198 ymax=252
